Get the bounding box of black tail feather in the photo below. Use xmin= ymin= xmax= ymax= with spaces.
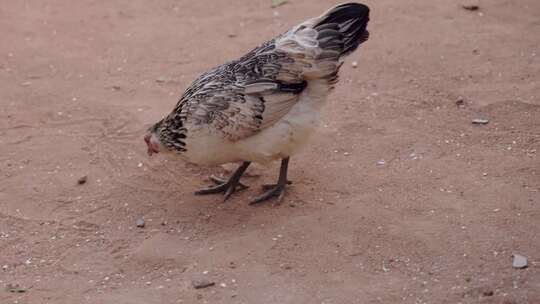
xmin=314 ymin=3 xmax=370 ymax=56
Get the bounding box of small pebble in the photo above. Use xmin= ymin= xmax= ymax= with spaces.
xmin=271 ymin=0 xmax=288 ymax=8
xmin=280 ymin=264 xmax=292 ymax=270
xmin=351 ymin=61 xmax=358 ymax=68
xmin=512 ymin=254 xmax=528 ymax=269
xmin=456 ymin=96 xmax=465 ymax=106
xmin=192 ymin=280 xmax=215 ymax=289
xmin=472 ymin=118 xmax=489 ymax=125
xmin=156 ymin=76 xmax=168 ymax=83
xmin=77 ymin=175 xmax=87 ymax=185
xmin=136 ymin=218 xmax=145 ymax=228
xmin=462 ymin=4 xmax=479 ymax=11
xmin=5 ymin=284 xmax=26 ymax=293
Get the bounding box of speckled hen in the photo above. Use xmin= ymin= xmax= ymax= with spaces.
xmin=145 ymin=3 xmax=370 ymax=204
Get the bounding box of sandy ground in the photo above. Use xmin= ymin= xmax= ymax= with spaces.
xmin=1 ymin=0 xmax=539 ymax=303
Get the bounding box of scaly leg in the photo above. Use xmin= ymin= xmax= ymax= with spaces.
xmin=261 ymin=180 xmax=292 ymax=190
xmin=250 ymin=157 xmax=290 ymax=205
xmin=195 ymin=162 xmax=251 ymax=201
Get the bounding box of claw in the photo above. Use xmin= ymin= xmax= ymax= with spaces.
xmin=194 ymin=162 xmax=251 ymax=201
xmin=250 ymin=184 xmax=286 ymax=205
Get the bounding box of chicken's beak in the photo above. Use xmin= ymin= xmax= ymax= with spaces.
xmin=144 ymin=133 xmax=160 ymax=156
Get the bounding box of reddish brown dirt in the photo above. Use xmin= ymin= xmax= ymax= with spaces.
xmin=1 ymin=1 xmax=539 ymax=303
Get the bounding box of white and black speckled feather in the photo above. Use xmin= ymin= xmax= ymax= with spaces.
xmin=149 ymin=3 xmax=369 ymax=165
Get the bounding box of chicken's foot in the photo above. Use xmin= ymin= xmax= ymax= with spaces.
xmin=250 ymin=157 xmax=290 ymax=205
xmin=195 ymin=162 xmax=251 ymax=201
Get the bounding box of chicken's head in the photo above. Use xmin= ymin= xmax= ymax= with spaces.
xmin=145 ymin=117 xmax=187 ymax=156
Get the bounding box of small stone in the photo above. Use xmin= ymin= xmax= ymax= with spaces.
xmin=136 ymin=218 xmax=145 ymax=228
xmin=483 ymin=290 xmax=494 ymax=296
xmin=351 ymin=61 xmax=358 ymax=68
xmin=472 ymin=118 xmax=489 ymax=125
xmin=156 ymin=76 xmax=168 ymax=83
xmin=271 ymin=0 xmax=288 ymax=8
xmin=456 ymin=96 xmax=465 ymax=106
xmin=512 ymin=254 xmax=528 ymax=269
xmin=377 ymin=159 xmax=386 ymax=166
xmin=280 ymin=264 xmax=292 ymax=270
xmin=228 ymin=33 xmax=237 ymax=38
xmin=5 ymin=283 xmax=26 ymax=293
xmin=192 ymin=280 xmax=215 ymax=289
xmin=77 ymin=175 xmax=87 ymax=185
xmin=462 ymin=3 xmax=479 ymax=11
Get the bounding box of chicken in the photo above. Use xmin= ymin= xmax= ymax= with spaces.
xmin=145 ymin=3 xmax=370 ymax=204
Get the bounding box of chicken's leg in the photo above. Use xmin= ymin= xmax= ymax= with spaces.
xmin=195 ymin=162 xmax=251 ymax=201
xmin=250 ymin=157 xmax=290 ymax=205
